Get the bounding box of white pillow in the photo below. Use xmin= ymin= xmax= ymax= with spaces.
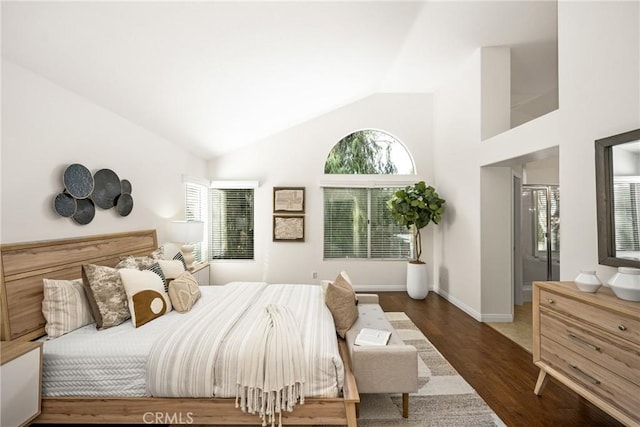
xmin=158 ymin=259 xmax=186 ymax=279
xmin=42 ymin=278 xmax=94 ymax=338
xmin=119 ymin=269 xmax=172 ymax=328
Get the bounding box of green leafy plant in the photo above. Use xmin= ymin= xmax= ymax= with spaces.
xmin=387 ymin=181 xmax=446 ymax=263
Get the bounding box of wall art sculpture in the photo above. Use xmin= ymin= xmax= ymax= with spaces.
xmin=53 ymin=163 xmax=133 ymax=225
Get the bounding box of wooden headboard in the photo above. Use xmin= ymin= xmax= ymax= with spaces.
xmin=0 ymin=230 xmax=158 ymax=342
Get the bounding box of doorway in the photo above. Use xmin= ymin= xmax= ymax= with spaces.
xmin=518 ymin=184 xmax=560 ymax=301
xmin=491 ymin=182 xmax=560 ymax=353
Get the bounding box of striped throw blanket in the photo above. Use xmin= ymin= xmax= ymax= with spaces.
xmin=147 ymin=282 xmax=267 ymax=397
xmin=235 ymin=304 xmax=306 ymax=427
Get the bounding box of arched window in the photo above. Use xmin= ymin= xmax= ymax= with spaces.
xmin=324 ymin=129 xmax=414 ymax=174
xmin=323 ymin=129 xmax=415 ymax=260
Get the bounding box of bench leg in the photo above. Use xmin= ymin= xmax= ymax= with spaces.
xmin=355 ymin=402 xmax=360 ymax=419
xmin=402 ymin=393 xmax=409 ymax=418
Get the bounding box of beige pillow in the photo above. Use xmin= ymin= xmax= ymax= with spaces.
xmin=168 ymin=271 xmax=201 ymax=313
xmin=325 ymin=272 xmax=358 ymax=338
xmin=158 ymin=259 xmax=186 ymax=279
xmin=115 ymin=247 xmax=164 ymax=270
xmin=115 ymin=256 xmax=138 ymax=270
xmin=82 ymin=264 xmax=130 ymax=329
xmin=42 ymin=278 xmax=94 ymax=338
xmin=120 ymin=269 xmax=172 ymax=328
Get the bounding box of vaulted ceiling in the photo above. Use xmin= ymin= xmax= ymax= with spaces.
xmin=2 ymin=1 xmax=557 ymax=159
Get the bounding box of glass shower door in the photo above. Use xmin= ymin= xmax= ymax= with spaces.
xmin=521 ymin=186 xmax=560 ymax=287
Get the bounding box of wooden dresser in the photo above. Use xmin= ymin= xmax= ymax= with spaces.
xmin=533 ymin=281 xmax=640 ymax=426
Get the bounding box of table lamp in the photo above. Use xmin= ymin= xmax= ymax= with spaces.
xmin=169 ymin=220 xmax=204 ymax=270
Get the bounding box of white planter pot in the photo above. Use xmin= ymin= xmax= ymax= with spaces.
xmin=407 ymin=262 xmax=428 ymax=300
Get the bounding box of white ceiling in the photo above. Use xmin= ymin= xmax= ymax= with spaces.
xmin=1 ymin=1 xmax=557 ymax=159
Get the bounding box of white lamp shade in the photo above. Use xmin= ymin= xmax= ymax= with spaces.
xmin=169 ymin=220 xmax=204 ymax=243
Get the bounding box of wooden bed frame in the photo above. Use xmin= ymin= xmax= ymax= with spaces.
xmin=0 ymin=230 xmax=359 ymax=425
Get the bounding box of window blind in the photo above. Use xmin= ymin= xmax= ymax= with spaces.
xmin=323 ymin=187 xmax=409 ymax=259
xmin=185 ymin=183 xmax=206 ymax=261
xmin=209 ymin=188 xmax=254 ymax=260
xmin=614 ymin=180 xmax=640 ymax=253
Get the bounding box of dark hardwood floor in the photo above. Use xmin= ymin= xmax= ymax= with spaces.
xmin=376 ymin=291 xmax=624 ymax=427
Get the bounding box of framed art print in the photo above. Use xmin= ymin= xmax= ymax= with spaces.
xmin=273 ymin=187 xmax=305 ymax=213
xmin=273 ymin=215 xmax=304 ymax=242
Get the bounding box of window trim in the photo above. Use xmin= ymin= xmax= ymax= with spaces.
xmin=319 ymin=174 xmax=423 ymax=188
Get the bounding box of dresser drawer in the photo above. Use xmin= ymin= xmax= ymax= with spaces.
xmin=541 ymin=336 xmax=640 ymax=423
xmin=540 ymin=309 xmax=640 ymax=386
xmin=539 ymin=289 xmax=640 ymax=343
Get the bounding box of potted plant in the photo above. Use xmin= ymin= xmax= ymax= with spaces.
xmin=387 ymin=181 xmax=446 ymax=299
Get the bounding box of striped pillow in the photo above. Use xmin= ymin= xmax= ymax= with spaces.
xmin=42 ymin=278 xmax=94 ymax=338
xmin=145 ymin=262 xmax=168 ymax=293
xmin=172 ymin=251 xmax=188 ymax=270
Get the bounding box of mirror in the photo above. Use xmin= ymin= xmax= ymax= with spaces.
xmin=595 ymin=128 xmax=640 ymax=268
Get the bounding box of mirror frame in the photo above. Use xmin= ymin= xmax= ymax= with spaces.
xmin=595 ymin=128 xmax=640 ymax=268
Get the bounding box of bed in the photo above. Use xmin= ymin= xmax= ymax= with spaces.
xmin=0 ymin=229 xmax=359 ymax=425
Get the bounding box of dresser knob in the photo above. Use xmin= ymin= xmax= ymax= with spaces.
xmin=548 ymin=299 xmax=555 ymax=304
xmin=619 ymin=324 xmax=627 ymax=331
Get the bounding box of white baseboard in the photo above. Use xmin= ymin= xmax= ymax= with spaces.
xmin=481 ymin=313 xmax=514 ymax=322
xmin=433 ymin=289 xmax=513 ymax=322
xmin=353 ymin=286 xmax=514 ymax=323
xmin=433 ymin=288 xmax=483 ymax=322
xmin=352 ymin=284 xmax=407 ymax=292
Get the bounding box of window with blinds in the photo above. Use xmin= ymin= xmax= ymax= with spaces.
xmin=209 ymin=188 xmax=254 ymax=260
xmin=185 ymin=183 xmax=206 ymax=262
xmin=324 ymin=187 xmax=410 ymax=259
xmin=614 ymin=179 xmax=640 ymax=255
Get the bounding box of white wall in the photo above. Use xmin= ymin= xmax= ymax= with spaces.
xmin=432 ymin=50 xmax=483 ymax=317
xmin=434 ymin=0 xmax=640 ymax=319
xmin=480 ymin=166 xmax=513 ymax=321
xmin=1 ymin=59 xmax=207 ymax=245
xmin=208 ymin=93 xmax=433 ymax=288
xmin=481 ymin=47 xmax=511 ymax=141
xmin=524 ymin=156 xmax=559 ymax=185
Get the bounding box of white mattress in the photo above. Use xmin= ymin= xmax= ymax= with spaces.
xmin=42 ymin=286 xmax=223 ymax=397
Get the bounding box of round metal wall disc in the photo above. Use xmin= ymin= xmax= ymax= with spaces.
xmin=54 ymin=192 xmax=77 ymax=217
xmin=72 ymin=198 xmax=96 ymax=225
xmin=91 ymin=169 xmax=121 ymax=209
xmin=116 ymin=193 xmax=134 ymax=216
xmin=63 ymin=163 xmax=94 ymax=199
xmin=121 ymin=179 xmax=132 ymax=195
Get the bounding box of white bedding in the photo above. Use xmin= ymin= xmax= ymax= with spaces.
xmin=42 ymin=283 xmax=344 ymax=398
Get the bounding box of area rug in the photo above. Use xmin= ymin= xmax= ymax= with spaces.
xmin=354 ymin=312 xmax=506 ymax=427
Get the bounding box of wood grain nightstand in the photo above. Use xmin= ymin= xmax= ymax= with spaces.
xmin=190 ymin=261 xmax=210 ymax=285
xmin=1 ymin=341 xmax=43 ymax=427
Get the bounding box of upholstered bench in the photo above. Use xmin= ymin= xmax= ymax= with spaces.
xmin=344 ymin=294 xmax=418 ymax=418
